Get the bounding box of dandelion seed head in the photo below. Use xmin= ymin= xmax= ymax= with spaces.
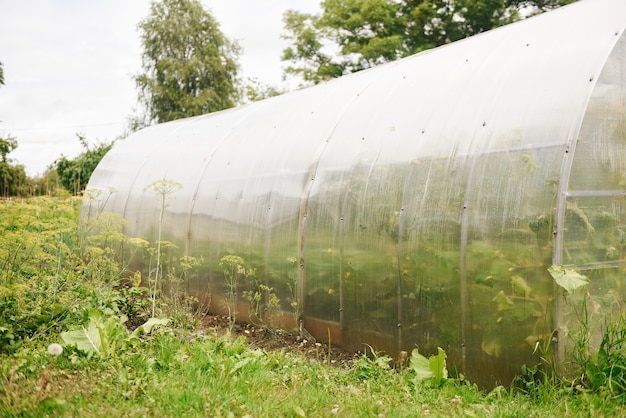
xmin=47 ymin=343 xmax=63 ymax=356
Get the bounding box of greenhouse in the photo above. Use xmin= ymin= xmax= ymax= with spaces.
xmin=84 ymin=0 xmax=626 ymax=385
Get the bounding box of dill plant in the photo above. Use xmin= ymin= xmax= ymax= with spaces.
xmin=218 ymin=255 xmax=251 ymax=331
xmin=144 ymin=179 xmax=183 ymax=318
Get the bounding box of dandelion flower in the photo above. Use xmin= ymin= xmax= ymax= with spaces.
xmin=47 ymin=343 xmax=63 ymax=356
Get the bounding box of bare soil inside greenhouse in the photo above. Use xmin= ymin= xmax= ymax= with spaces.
xmin=201 ymin=314 xmax=358 ymax=366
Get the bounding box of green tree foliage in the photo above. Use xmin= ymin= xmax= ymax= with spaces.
xmin=282 ymin=0 xmax=577 ymax=84
xmin=31 ymin=168 xmax=62 ymax=197
xmin=241 ymin=77 xmax=283 ymax=104
xmin=0 ymin=134 xmax=31 ymax=198
xmin=134 ymin=0 xmax=240 ymax=125
xmin=0 ymin=62 xmax=16 ymax=196
xmin=0 ymin=156 xmax=30 ymax=198
xmin=0 ymin=135 xmax=16 ymax=163
xmin=54 ymin=134 xmax=113 ymax=195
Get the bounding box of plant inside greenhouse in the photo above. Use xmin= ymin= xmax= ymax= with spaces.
xmin=83 ymin=0 xmax=626 ymax=387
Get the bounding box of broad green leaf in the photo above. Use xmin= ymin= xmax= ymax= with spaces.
xmin=410 ymin=347 xmax=448 ymax=386
xmin=510 ymin=301 xmax=542 ymax=322
xmin=86 ymin=308 xmax=103 ymax=322
xmin=566 ymin=201 xmax=595 ymax=233
xmin=492 ymin=290 xmax=514 ymax=312
xmin=62 ymin=313 xmax=139 ymax=357
xmin=100 ymin=316 xmax=129 ymax=356
xmin=524 ymin=335 xmax=541 ymax=349
xmin=131 ymin=317 xmax=170 ymax=337
xmin=409 ymin=348 xmax=432 ymax=381
xmin=429 ymin=347 xmax=448 ymax=385
xmin=475 ymin=273 xmax=494 ymax=287
xmin=481 ymin=333 xmax=502 ymax=357
xmin=510 ymin=275 xmax=532 ymax=297
xmin=61 ymin=321 xmax=102 ymax=355
xmin=548 ymin=265 xmax=589 ymax=295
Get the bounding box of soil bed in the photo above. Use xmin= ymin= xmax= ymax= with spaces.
xmin=201 ymin=314 xmax=359 ymax=367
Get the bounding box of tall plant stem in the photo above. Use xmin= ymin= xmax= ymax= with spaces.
xmin=152 ymin=193 xmax=165 ymax=318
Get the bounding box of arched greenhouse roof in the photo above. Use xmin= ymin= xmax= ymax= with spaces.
xmin=86 ymin=0 xmax=626 ymax=386
xmin=91 ymin=0 xmax=626 ymax=230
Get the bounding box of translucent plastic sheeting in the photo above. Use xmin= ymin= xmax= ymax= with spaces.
xmin=554 ymin=28 xmax=626 ymax=371
xmin=84 ymin=0 xmax=626 ymax=386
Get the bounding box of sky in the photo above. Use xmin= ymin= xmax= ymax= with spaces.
xmin=0 ymin=0 xmax=321 ymax=176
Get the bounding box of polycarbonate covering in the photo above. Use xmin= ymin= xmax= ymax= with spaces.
xmin=83 ymin=0 xmax=626 ymax=386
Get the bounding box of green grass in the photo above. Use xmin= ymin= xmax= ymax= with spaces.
xmin=1 ymin=331 xmax=622 ymax=417
xmin=1 ymin=197 xmax=626 ymax=417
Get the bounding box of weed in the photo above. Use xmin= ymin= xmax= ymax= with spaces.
xmin=160 ymin=254 xmax=204 ymax=329
xmin=35 ymin=344 xmax=63 ymax=403
xmin=144 ymin=179 xmax=183 ymax=318
xmin=243 ymin=283 xmax=281 ymax=326
xmin=286 ymin=256 xmax=301 ymax=328
xmin=218 ymin=255 xmax=256 ymax=331
xmin=408 ymin=346 xmax=448 ymax=387
xmin=351 ymin=346 xmax=392 ymax=380
xmin=61 ymin=309 xmax=169 ymax=358
xmin=576 ymin=313 xmax=626 ymax=399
